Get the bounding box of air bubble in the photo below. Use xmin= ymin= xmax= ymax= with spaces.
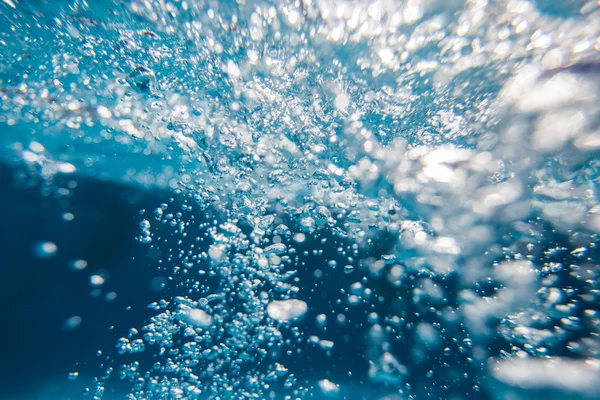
xmin=267 ymin=299 xmax=308 ymax=322
xmin=33 ymin=241 xmax=57 ymax=258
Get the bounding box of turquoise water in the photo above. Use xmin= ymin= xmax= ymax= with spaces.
xmin=1 ymin=0 xmax=600 ymax=399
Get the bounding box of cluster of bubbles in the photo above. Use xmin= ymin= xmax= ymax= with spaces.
xmin=2 ymin=0 xmax=600 ymax=398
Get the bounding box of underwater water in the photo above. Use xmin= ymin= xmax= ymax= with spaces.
xmin=1 ymin=0 xmax=600 ymax=399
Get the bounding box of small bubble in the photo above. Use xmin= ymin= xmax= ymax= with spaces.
xmin=150 ymin=276 xmax=167 ymax=291
xmin=226 ymin=60 xmax=241 ymax=79
xmin=58 ymin=162 xmax=76 ymax=174
xmin=90 ymin=271 xmax=109 ymax=286
xmin=287 ymin=9 xmax=300 ymax=25
xmin=293 ymin=233 xmax=306 ymax=243
xmin=62 ymin=213 xmax=75 ymax=221
xmin=178 ymin=308 xmax=213 ymax=328
xmin=71 ymin=259 xmax=88 ymax=271
xmin=316 ymin=314 xmax=327 ymax=328
xmin=208 ymin=244 xmax=224 ymax=261
xmin=63 ymin=316 xmax=82 ymax=330
xmin=334 ymin=92 xmax=350 ymax=111
xmin=29 ymin=142 xmax=45 ymax=152
xmin=90 ymin=275 xmax=105 ymax=286
xmin=33 ymin=241 xmax=57 ymax=259
xmin=318 ymin=379 xmax=339 ymax=394
xmin=267 ymin=299 xmax=308 ymax=322
xmin=97 ymin=106 xmax=112 ymax=119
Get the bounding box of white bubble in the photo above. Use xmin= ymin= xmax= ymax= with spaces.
xmin=58 ymin=162 xmax=76 ymax=174
xmin=492 ymin=358 xmax=600 ymax=396
xmin=334 ymin=92 xmax=349 ymax=111
xmin=287 ymin=10 xmax=300 ymax=25
xmin=29 ymin=141 xmax=45 ymax=152
xmin=71 ymin=259 xmax=88 ymax=271
xmin=319 ymin=339 xmax=334 ymax=350
xmin=293 ymin=233 xmax=306 ymax=243
xmin=62 ymin=213 xmax=75 ymax=221
xmin=179 ymin=308 xmax=213 ymax=328
xmin=316 ymin=314 xmax=327 ymax=328
xmin=318 ymin=379 xmax=340 ymax=395
xmin=226 ymin=60 xmax=241 ymax=79
xmin=264 ymin=243 xmax=287 ymax=256
xmin=90 ymin=274 xmax=106 ymax=286
xmin=33 ymin=241 xmax=57 ymax=258
xmin=208 ymin=244 xmax=224 ymax=261
xmin=2 ymin=0 xmax=16 ymax=9
xmin=378 ymin=48 xmax=394 ymax=64
xmin=267 ymin=299 xmax=308 ymax=322
xmin=97 ymin=105 xmax=112 ymax=119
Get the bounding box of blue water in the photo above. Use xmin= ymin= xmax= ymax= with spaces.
xmin=1 ymin=0 xmax=600 ymax=399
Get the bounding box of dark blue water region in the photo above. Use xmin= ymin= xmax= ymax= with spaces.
xmin=0 ymin=163 xmax=170 ymax=399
